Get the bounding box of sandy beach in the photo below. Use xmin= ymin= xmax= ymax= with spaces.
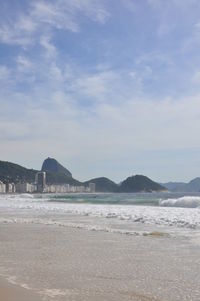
xmin=0 ymin=276 xmax=43 ymax=301
xmin=0 ymin=217 xmax=200 ymax=301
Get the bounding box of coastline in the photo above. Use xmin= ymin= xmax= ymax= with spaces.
xmin=0 ymin=276 xmax=42 ymax=301
xmin=0 ymin=219 xmax=200 ymax=301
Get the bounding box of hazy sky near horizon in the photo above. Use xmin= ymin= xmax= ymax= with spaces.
xmin=1 ymin=0 xmax=200 ymax=182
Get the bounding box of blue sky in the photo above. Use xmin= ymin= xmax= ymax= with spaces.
xmin=1 ymin=0 xmax=200 ymax=183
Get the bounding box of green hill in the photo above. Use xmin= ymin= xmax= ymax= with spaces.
xmin=0 ymin=160 xmax=167 ymax=193
xmin=46 ymin=171 xmax=81 ymax=186
xmin=0 ymin=160 xmax=37 ymax=184
xmin=0 ymin=160 xmax=79 ymax=185
xmin=84 ymin=177 xmax=119 ymax=192
xmin=119 ymin=175 xmax=166 ymax=192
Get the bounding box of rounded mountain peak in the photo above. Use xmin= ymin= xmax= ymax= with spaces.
xmin=41 ymin=158 xmax=72 ymax=177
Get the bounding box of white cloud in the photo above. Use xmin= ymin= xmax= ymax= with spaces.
xmin=73 ymin=71 xmax=118 ymax=101
xmin=0 ymin=15 xmax=37 ymax=46
xmin=2 ymin=81 xmax=200 ymax=152
xmin=61 ymin=0 xmax=110 ymax=24
xmin=30 ymin=1 xmax=79 ymax=32
xmin=40 ymin=35 xmax=57 ymax=58
xmin=192 ymin=71 xmax=200 ymax=84
xmin=1 ymin=70 xmax=200 ymax=180
xmin=0 ymin=65 xmax=10 ymax=80
xmin=17 ymin=15 xmax=37 ymax=33
xmin=17 ymin=56 xmax=33 ymax=72
xmin=0 ymin=121 xmax=30 ymax=140
xmin=1 ymin=0 xmax=200 ymax=181
xmin=148 ymin=0 xmax=200 ymax=10
xmin=49 ymin=63 xmax=63 ymax=82
xmin=0 ymin=0 xmax=110 ymax=48
xmin=147 ymin=0 xmax=200 ymax=38
xmin=195 ymin=22 xmax=200 ymax=29
xmin=120 ymin=0 xmax=137 ymax=12
xmin=136 ymin=51 xmax=173 ymax=67
xmin=89 ymin=95 xmax=200 ymax=155
xmin=0 ymin=25 xmax=30 ymax=46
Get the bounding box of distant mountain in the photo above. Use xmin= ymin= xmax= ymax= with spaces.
xmin=84 ymin=175 xmax=166 ymax=193
xmin=0 ymin=160 xmax=37 ymax=184
xmin=119 ymin=175 xmax=166 ymax=192
xmin=186 ymin=177 xmax=200 ymax=192
xmin=163 ymin=177 xmax=200 ymax=192
xmin=0 ymin=159 xmax=173 ymax=193
xmin=84 ymin=177 xmax=119 ymax=192
xmin=41 ymin=157 xmax=80 ymax=185
xmin=46 ymin=171 xmax=81 ymax=186
xmin=162 ymin=182 xmax=186 ymax=192
xmin=0 ymin=159 xmax=79 ymax=186
xmin=42 ymin=157 xmax=72 ymax=177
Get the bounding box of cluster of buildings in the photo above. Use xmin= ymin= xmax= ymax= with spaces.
xmin=0 ymin=172 xmax=95 ymax=194
xmin=0 ymin=181 xmax=16 ymax=193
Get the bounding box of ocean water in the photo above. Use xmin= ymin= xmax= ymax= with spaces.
xmin=0 ymin=192 xmax=200 ymax=239
xmin=0 ymin=192 xmax=200 ymax=301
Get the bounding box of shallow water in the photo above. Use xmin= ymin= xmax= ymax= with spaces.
xmin=0 ymin=192 xmax=200 ymax=234
xmin=0 ymin=222 xmax=200 ymax=301
xmin=0 ymin=192 xmax=200 ymax=300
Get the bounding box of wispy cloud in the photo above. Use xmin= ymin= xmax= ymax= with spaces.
xmin=16 ymin=56 xmax=33 ymax=72
xmin=73 ymin=71 xmax=119 ymax=102
xmin=0 ymin=65 xmax=10 ymax=80
xmin=30 ymin=1 xmax=79 ymax=32
xmin=192 ymin=70 xmax=200 ymax=85
xmin=1 ymin=0 xmax=200 ymax=181
xmin=0 ymin=0 xmax=110 ymax=48
xmin=40 ymin=35 xmax=57 ymax=59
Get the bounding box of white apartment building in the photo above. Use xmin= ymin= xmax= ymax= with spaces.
xmin=89 ymin=182 xmax=96 ymax=193
xmin=6 ymin=183 xmax=16 ymax=193
xmin=45 ymin=183 xmax=95 ymax=193
xmin=45 ymin=184 xmax=70 ymax=193
xmin=0 ymin=181 xmax=6 ymax=193
xmin=16 ymin=183 xmax=36 ymax=193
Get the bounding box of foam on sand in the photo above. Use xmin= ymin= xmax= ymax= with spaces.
xmin=0 ymin=276 xmax=42 ymax=301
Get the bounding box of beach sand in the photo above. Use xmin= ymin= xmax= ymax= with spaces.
xmin=0 ymin=276 xmax=42 ymax=301
xmin=0 ymin=220 xmax=200 ymax=301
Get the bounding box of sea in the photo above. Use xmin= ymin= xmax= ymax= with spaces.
xmin=1 ymin=192 xmax=200 ymax=301
xmin=0 ymin=192 xmax=200 ymax=242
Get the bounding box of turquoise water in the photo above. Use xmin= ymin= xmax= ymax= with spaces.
xmin=1 ymin=192 xmax=200 ymax=230
xmin=46 ymin=192 xmax=200 ymax=207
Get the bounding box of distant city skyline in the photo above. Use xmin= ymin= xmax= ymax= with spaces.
xmin=1 ymin=0 xmax=200 ymax=183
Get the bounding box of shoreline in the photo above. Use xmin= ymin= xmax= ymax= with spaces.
xmin=0 ymin=221 xmax=200 ymax=301
xmin=0 ymin=276 xmax=42 ymax=301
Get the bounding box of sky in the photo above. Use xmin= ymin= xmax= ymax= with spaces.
xmin=1 ymin=0 xmax=200 ymax=183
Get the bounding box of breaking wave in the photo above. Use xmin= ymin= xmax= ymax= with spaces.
xmin=0 ymin=193 xmax=200 ymax=230
xmin=160 ymin=196 xmax=200 ymax=208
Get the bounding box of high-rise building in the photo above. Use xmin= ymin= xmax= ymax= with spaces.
xmin=89 ymin=182 xmax=96 ymax=193
xmin=35 ymin=172 xmax=46 ymax=192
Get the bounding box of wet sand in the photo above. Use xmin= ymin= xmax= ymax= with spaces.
xmin=0 ymin=277 xmax=42 ymax=301
xmin=0 ymin=221 xmax=200 ymax=301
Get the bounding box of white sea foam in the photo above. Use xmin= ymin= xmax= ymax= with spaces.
xmin=0 ymin=274 xmax=32 ymax=291
xmin=41 ymin=289 xmax=68 ymax=298
xmin=0 ymin=216 xmax=146 ymax=236
xmin=159 ymin=196 xmax=200 ymax=208
xmin=0 ymin=194 xmax=200 ymax=230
